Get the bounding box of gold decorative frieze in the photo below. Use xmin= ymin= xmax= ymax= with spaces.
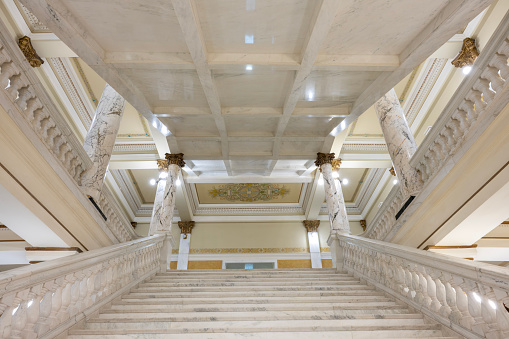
xmin=389 ymin=167 xmax=396 ymax=176
xmin=315 ymin=152 xmax=336 ymax=167
xmin=157 ymin=159 xmax=169 ymax=172
xmin=172 ymin=247 xmax=310 ymax=254
xmin=178 ymin=221 xmax=195 ymax=239
xmin=209 ymin=183 xmax=289 ymax=202
xmin=18 ymin=36 xmax=44 ymax=67
xmin=165 ymin=153 xmax=185 ymax=168
xmin=303 ymin=220 xmax=320 ymax=232
xmin=451 ymin=38 xmax=479 ymax=68
xmin=360 ymin=220 xmax=367 ymax=231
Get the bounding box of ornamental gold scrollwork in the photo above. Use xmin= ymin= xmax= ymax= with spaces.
xmin=178 ymin=221 xmax=195 ymax=239
xmin=18 ymin=36 xmax=44 ymax=67
xmin=157 ymin=159 xmax=169 ymax=172
xmin=165 ymin=153 xmax=185 ymax=168
xmin=451 ymin=38 xmax=479 ymax=68
xmin=303 ymin=220 xmax=320 ymax=232
xmin=315 ymin=152 xmax=336 ymax=167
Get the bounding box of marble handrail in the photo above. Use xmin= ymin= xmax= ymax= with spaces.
xmin=0 ymin=22 xmax=136 ymax=243
xmin=364 ymin=12 xmax=509 ymax=241
xmin=0 ymin=234 xmax=165 ymax=339
xmin=339 ymin=234 xmax=509 ymax=339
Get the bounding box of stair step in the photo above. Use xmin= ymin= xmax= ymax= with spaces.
xmin=109 ymin=301 xmax=406 ymax=312
xmin=134 ymin=285 xmax=372 ymax=292
xmin=96 ymin=311 xmax=422 ymax=321
xmin=141 ymin=280 xmax=362 ymax=287
xmin=125 ymin=290 xmax=381 ymax=299
xmin=148 ymin=277 xmax=354 ymax=284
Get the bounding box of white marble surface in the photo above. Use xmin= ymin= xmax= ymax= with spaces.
xmin=307 ymin=231 xmax=322 ymax=269
xmin=321 ymin=163 xmax=350 ymax=235
xmin=81 ymin=84 xmax=126 ymax=200
xmin=374 ymin=89 xmax=421 ymax=198
xmin=149 ymin=178 xmax=166 ymax=236
xmin=158 ymin=164 xmax=179 ymax=232
xmin=177 ymin=233 xmax=190 ymax=270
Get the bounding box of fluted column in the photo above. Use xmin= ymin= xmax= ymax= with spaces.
xmin=315 ymin=153 xmax=350 ymax=270
xmin=374 ymin=89 xmax=421 ymax=198
xmin=148 ymin=159 xmax=169 ymax=236
xmin=177 ymin=221 xmax=194 ymax=270
xmin=81 ymin=84 xmax=126 ymax=201
xmin=303 ymin=220 xmax=322 ymax=268
xmin=157 ymin=153 xmax=185 ymax=233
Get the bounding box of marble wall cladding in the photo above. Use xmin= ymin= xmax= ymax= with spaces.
xmin=149 ymin=178 xmax=166 ymax=236
xmin=374 ymin=89 xmax=422 ymax=198
xmin=158 ymin=164 xmax=179 ymax=232
xmin=177 ymin=233 xmax=191 ymax=270
xmin=307 ymin=231 xmax=322 ymax=268
xmin=81 ymin=84 xmax=126 ymax=200
xmin=321 ymin=163 xmax=350 ymax=235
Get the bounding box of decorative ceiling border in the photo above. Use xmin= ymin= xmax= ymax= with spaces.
xmin=113 ymin=143 xmax=158 ymax=153
xmin=14 ymin=1 xmax=49 ymax=33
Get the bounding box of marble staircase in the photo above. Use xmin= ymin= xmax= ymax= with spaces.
xmin=67 ymin=268 xmax=458 ymax=338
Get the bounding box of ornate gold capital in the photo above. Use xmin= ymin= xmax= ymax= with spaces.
xmin=451 ymin=38 xmax=479 ymax=68
xmin=303 ymin=220 xmax=320 ymax=232
xmin=389 ymin=167 xmax=396 ymax=176
xmin=18 ymin=36 xmax=44 ymax=68
xmin=178 ymin=221 xmax=195 ymax=239
xmin=131 ymin=222 xmax=137 ymax=229
xmin=315 ymin=152 xmax=335 ymax=167
xmin=165 ymin=153 xmax=185 ymax=168
xmin=332 ymin=158 xmax=342 ymax=171
xmin=157 ymin=159 xmax=169 ymax=172
xmin=360 ymin=220 xmax=367 ymax=232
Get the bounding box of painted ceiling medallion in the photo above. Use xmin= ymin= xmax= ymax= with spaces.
xmin=209 ymin=183 xmax=289 ymax=202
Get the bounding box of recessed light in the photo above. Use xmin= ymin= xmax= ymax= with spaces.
xmin=245 ymin=34 xmax=254 ymax=44
xmin=149 ymin=179 xmax=156 ymax=186
xmin=342 ymin=178 xmax=349 ymax=185
xmin=393 ymin=179 xmax=398 ymax=185
xmin=462 ymin=66 xmax=472 ymax=75
xmin=245 ymin=64 xmax=253 ymax=71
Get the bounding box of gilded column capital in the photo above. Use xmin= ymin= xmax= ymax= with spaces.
xmin=360 ymin=220 xmax=367 ymax=231
xmin=315 ymin=152 xmax=335 ymax=167
xmin=332 ymin=158 xmax=342 ymax=171
xmin=303 ymin=220 xmax=320 ymax=232
xmin=178 ymin=221 xmax=195 ymax=239
xmin=165 ymin=153 xmax=185 ymax=168
xmin=157 ymin=159 xmax=169 ymax=172
xmin=451 ymin=38 xmax=479 ymax=68
xmin=18 ymin=36 xmax=44 ymax=67
xmin=389 ymin=167 xmax=396 ymax=176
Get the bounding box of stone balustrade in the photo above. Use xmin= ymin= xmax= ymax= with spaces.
xmin=0 ymin=234 xmax=165 ymax=338
xmin=339 ymin=234 xmax=509 ymax=339
xmin=0 ymin=24 xmax=136 ymax=243
xmin=364 ymin=17 xmax=509 ymax=241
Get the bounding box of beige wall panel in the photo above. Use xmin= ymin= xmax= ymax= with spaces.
xmin=278 ymin=259 xmax=312 ymax=269
xmin=188 ymin=260 xmax=223 ymax=269
xmin=322 ymin=259 xmax=333 ymax=268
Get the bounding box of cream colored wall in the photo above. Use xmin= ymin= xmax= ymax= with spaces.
xmin=366 ymin=177 xmax=393 ymax=224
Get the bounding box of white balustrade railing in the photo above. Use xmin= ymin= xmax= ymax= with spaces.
xmin=0 ymin=20 xmax=136 ymax=243
xmin=339 ymin=234 xmax=509 ymax=339
xmin=365 ymin=12 xmax=509 ymax=241
xmin=0 ymin=235 xmax=165 ymax=339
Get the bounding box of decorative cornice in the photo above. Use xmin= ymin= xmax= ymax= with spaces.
xmin=165 ymin=153 xmax=185 ymax=167
xmin=342 ymin=143 xmax=388 ymax=152
xmin=113 ymin=143 xmax=157 ymax=153
xmin=452 ymin=37 xmax=479 ymax=68
xmin=178 ymin=221 xmax=195 ymax=238
xmin=315 ymin=152 xmax=335 ymax=167
xmin=18 ymin=36 xmax=43 ymax=67
xmin=173 ymin=247 xmax=310 ymax=254
xmin=303 ymin=220 xmax=320 ymax=232
xmin=17 ymin=2 xmax=49 ymax=32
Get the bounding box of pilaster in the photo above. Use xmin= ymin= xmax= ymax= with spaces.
xmin=177 ymin=221 xmax=194 ymax=270
xmin=303 ymin=220 xmax=322 ymax=268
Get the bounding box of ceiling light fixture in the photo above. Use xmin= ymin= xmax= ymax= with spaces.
xmin=307 ymin=90 xmax=314 ymax=101
xmin=393 ymin=179 xmax=398 ymax=185
xmin=245 ymin=64 xmax=253 ymax=71
xmin=149 ymin=179 xmax=156 ymax=186
xmin=462 ymin=66 xmax=472 ymax=75
xmin=245 ymin=34 xmax=254 ymax=44
xmin=342 ymin=178 xmax=349 ymax=185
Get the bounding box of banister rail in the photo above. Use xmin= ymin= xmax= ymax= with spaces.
xmin=364 ymin=10 xmax=509 ymax=241
xmin=339 ymin=234 xmax=509 ymax=339
xmin=0 ymin=234 xmax=165 ymax=339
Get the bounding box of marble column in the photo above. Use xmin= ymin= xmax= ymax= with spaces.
xmin=148 ymin=159 xmax=169 ymax=236
xmin=156 ymin=153 xmax=184 ymax=271
xmin=177 ymin=221 xmax=194 ymax=270
xmin=81 ymin=84 xmax=126 ymax=201
xmin=303 ymin=220 xmax=322 ymax=268
xmin=315 ymin=153 xmax=350 ymax=270
xmin=374 ymin=89 xmax=421 ymax=198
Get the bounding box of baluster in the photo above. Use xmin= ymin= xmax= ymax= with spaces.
xmin=474 ymin=78 xmax=495 ymax=104
xmin=482 ymin=66 xmax=505 ymax=93
xmin=0 ymin=62 xmax=20 ymax=88
xmin=426 ymin=269 xmax=441 ymax=313
xmin=23 ymin=285 xmax=43 ymax=339
xmin=10 ymin=290 xmax=28 ymax=339
xmin=460 ymin=100 xmax=476 ymax=125
xmin=34 ymin=289 xmax=53 ymax=336
xmin=490 ymin=53 xmax=509 ymax=80
xmin=49 ymin=285 xmax=62 ymax=329
xmin=479 ymin=285 xmax=506 ymax=339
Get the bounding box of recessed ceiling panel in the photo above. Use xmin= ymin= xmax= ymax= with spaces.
xmin=129 ymin=169 xmax=159 ymax=204
xmin=279 ymin=141 xmax=323 ymax=156
xmin=160 ymin=116 xmax=220 ymax=137
xmin=283 ymin=116 xmax=343 ymax=137
xmin=177 ymin=140 xmax=223 ymax=157
xmin=195 ymin=0 xmax=317 ymax=53
xmin=195 ymin=182 xmax=303 ymax=204
xmin=65 ymin=0 xmax=188 ymax=53
xmin=225 ymin=116 xmax=279 ymax=137
xmin=229 ymin=140 xmax=273 ymax=156
xmin=322 ymin=0 xmax=449 ymax=55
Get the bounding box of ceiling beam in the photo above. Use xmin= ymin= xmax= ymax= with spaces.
xmin=171 ymin=0 xmax=232 ymax=175
xmin=305 ymin=170 xmax=326 ymax=220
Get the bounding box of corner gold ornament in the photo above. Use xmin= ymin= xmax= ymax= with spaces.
xmin=18 ymin=36 xmax=44 ymax=68
xmin=157 ymin=159 xmax=169 ymax=172
xmin=389 ymin=167 xmax=396 ymax=176
xmin=451 ymin=38 xmax=479 ymax=68
xmin=303 ymin=220 xmax=320 ymax=232
xmin=360 ymin=220 xmax=367 ymax=232
xmin=165 ymin=153 xmax=185 ymax=168
xmin=178 ymin=221 xmax=195 ymax=239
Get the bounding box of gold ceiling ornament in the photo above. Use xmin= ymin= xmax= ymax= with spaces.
xmin=303 ymin=220 xmax=320 ymax=232
xmin=389 ymin=167 xmax=396 ymax=176
xmin=332 ymin=158 xmax=342 ymax=171
xmin=209 ymin=183 xmax=289 ymax=202
xmin=315 ymin=152 xmax=336 ymax=167
xmin=178 ymin=221 xmax=195 ymax=239
xmin=451 ymin=37 xmax=479 ymax=68
xmin=157 ymin=159 xmax=169 ymax=172
xmin=165 ymin=153 xmax=185 ymax=168
xmin=18 ymin=36 xmax=44 ymax=68
xmin=360 ymin=220 xmax=367 ymax=232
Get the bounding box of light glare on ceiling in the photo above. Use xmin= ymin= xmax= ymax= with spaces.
xmin=307 ymin=90 xmax=314 ymax=101
xmin=462 ymin=66 xmax=472 ymax=75
xmin=176 ymin=179 xmax=182 ymax=186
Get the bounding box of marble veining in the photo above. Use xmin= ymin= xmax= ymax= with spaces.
xmin=374 ymin=88 xmax=422 ymax=198
xmin=321 ymin=163 xmax=350 ymax=235
xmin=81 ymin=84 xmax=126 ymax=200
xmin=149 ymin=178 xmax=167 ymax=235
xmin=158 ymin=164 xmax=180 ymax=232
